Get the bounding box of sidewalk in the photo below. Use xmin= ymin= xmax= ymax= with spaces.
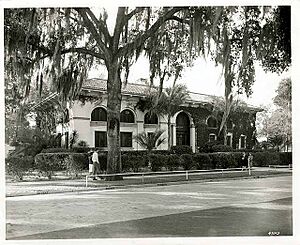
xmin=6 ymin=167 xmax=292 ymax=197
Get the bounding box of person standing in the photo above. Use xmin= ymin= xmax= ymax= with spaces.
xmin=92 ymin=149 xmax=100 ymax=180
xmin=88 ymin=151 xmax=93 ymax=175
xmin=248 ymin=153 xmax=253 ymax=169
xmin=241 ymin=152 xmax=247 ymax=169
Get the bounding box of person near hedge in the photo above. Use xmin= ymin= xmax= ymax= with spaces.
xmin=92 ymin=149 xmax=100 ymax=180
xmin=241 ymin=152 xmax=248 ymax=169
xmin=88 ymin=151 xmax=93 ymax=175
xmin=248 ymin=153 xmax=253 ymax=169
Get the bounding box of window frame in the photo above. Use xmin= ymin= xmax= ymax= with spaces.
xmin=207 ymin=116 xmax=218 ymax=128
xmin=91 ymin=107 xmax=107 ymax=122
xmin=239 ymin=134 xmax=247 ymax=149
xmin=208 ymin=133 xmax=217 ymax=142
xmin=120 ymin=132 xmax=133 ymax=147
xmin=120 ymin=109 xmax=135 ymax=123
xmin=144 ymin=112 xmax=158 ymax=124
xmin=95 ymin=131 xmax=107 ymax=147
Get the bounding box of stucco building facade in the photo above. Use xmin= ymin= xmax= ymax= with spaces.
xmin=57 ymin=78 xmax=261 ymax=152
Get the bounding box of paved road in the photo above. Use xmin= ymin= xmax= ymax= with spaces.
xmin=6 ymin=175 xmax=292 ymax=239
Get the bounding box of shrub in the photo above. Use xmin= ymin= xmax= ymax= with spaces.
xmin=149 ymin=154 xmax=165 ymax=171
xmin=73 ymin=147 xmax=90 ymax=153
xmin=198 ymin=141 xmax=223 ymax=153
xmin=180 ymin=154 xmax=194 ymax=170
xmin=41 ymin=148 xmax=73 ymax=153
xmin=193 ymin=154 xmax=212 ymax=170
xmin=35 ymin=153 xmax=88 ymax=179
xmin=35 ymin=153 xmax=65 ymax=179
xmin=6 ymin=155 xmax=34 ymax=180
xmin=98 ymin=153 xmax=107 ymax=172
xmin=209 ymin=153 xmax=238 ymax=169
xmin=167 ymin=154 xmax=181 ymax=171
xmin=170 ymin=145 xmax=193 ymax=155
xmin=122 ymin=154 xmax=145 ymax=172
xmin=252 ymin=152 xmax=280 ymax=167
xmin=76 ymin=140 xmax=89 ymax=147
xmin=279 ymin=152 xmax=292 ymax=165
xmin=63 ymin=154 xmax=88 ymax=177
xmin=232 ymin=152 xmax=244 ymax=168
xmin=211 ymin=144 xmax=233 ymax=152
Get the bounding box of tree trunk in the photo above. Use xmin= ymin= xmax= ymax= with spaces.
xmin=106 ymin=63 xmax=123 ymax=180
xmin=167 ymin=116 xmax=172 ymax=150
xmin=223 ymin=124 xmax=227 ymax=146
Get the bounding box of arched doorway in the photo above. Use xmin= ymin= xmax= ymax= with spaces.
xmin=176 ymin=112 xmax=190 ymax=146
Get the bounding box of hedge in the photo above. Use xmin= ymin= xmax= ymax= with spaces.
xmin=180 ymin=154 xmax=195 ymax=170
xmin=35 ymin=153 xmax=88 ymax=179
xmin=170 ymin=145 xmax=193 ymax=155
xmin=193 ymin=154 xmax=212 ymax=170
xmin=31 ymin=150 xmax=292 ymax=179
xmin=6 ymin=155 xmax=34 ymax=180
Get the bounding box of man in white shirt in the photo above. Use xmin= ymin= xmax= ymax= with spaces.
xmin=92 ymin=150 xmax=100 ymax=180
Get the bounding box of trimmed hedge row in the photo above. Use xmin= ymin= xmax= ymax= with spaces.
xmin=6 ymin=151 xmax=292 ymax=180
xmin=35 ymin=153 xmax=88 ymax=179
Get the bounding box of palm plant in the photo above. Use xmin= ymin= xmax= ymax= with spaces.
xmin=134 ymin=129 xmax=166 ymax=168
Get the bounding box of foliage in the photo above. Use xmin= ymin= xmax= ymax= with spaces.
xmin=41 ymin=148 xmax=73 ymax=153
xmin=211 ymin=144 xmax=233 ymax=152
xmin=76 ymin=140 xmax=89 ymax=148
xmin=170 ymin=145 xmax=193 ymax=155
xmin=209 ymin=153 xmax=238 ymax=169
xmin=149 ymin=154 xmax=166 ymax=172
xmin=64 ymin=154 xmax=88 ymax=177
xmin=133 ymin=129 xmax=166 ymax=152
xmin=6 ymin=155 xmax=34 ymax=180
xmin=69 ymin=130 xmax=79 ymax=149
xmin=122 ymin=154 xmax=145 ymax=172
xmin=198 ymin=141 xmax=223 ymax=153
xmin=35 ymin=152 xmax=88 ymax=179
xmin=278 ymin=152 xmax=292 ymax=165
xmin=193 ymin=153 xmax=212 ymax=170
xmin=166 ymin=154 xmax=181 ymax=170
xmin=252 ymin=152 xmax=280 ymax=167
xmin=35 ymin=153 xmax=65 ymax=179
xmin=180 ymin=154 xmax=195 ymax=170
xmin=261 ymin=78 xmax=292 ymax=151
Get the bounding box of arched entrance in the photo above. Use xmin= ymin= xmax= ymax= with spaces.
xmin=176 ymin=112 xmax=190 ymax=146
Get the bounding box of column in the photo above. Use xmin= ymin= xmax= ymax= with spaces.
xmin=190 ymin=124 xmax=196 ymax=153
xmin=172 ymin=123 xmax=176 ymax=146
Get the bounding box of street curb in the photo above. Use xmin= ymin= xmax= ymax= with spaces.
xmin=6 ymin=172 xmax=292 ymax=198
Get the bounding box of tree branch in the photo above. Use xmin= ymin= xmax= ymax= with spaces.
xmin=34 ymin=47 xmax=105 ymax=62
xmin=75 ymin=8 xmax=110 ymax=61
xmin=112 ymin=7 xmax=126 ymax=51
xmin=116 ymin=7 xmax=182 ymax=59
xmin=85 ymin=8 xmax=111 ymax=45
xmin=165 ymin=16 xmax=189 ymax=25
xmin=125 ymin=7 xmax=145 ymax=24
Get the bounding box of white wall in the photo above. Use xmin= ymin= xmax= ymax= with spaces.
xmin=68 ymin=95 xmax=170 ymax=150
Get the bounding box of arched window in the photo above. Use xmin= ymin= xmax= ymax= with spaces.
xmin=91 ymin=107 xmax=107 ymax=121
xmin=207 ymin=116 xmax=217 ymax=128
xmin=144 ymin=112 xmax=158 ymax=124
xmin=120 ymin=109 xmax=135 ymax=123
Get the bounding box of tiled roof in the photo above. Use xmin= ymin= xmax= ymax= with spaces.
xmin=82 ymin=78 xmax=154 ymax=96
xmin=81 ymin=78 xmax=262 ymax=111
xmin=82 ymin=78 xmax=216 ymax=103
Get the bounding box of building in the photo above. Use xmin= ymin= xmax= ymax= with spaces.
xmin=52 ymin=78 xmax=262 ymax=152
